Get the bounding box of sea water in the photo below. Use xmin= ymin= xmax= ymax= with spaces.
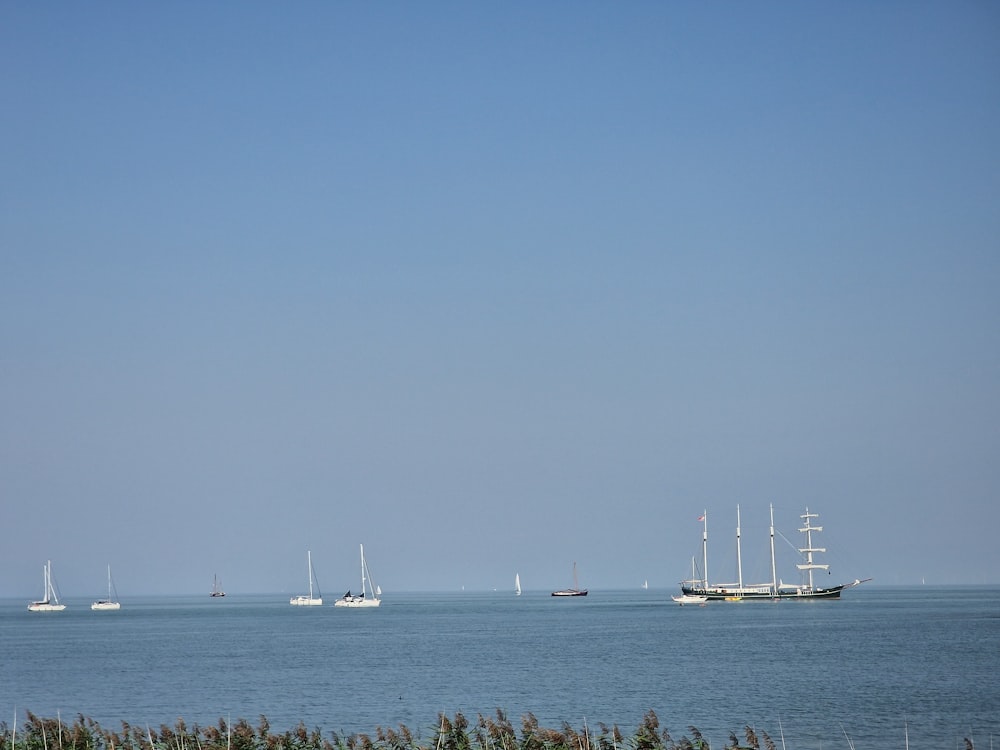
xmin=1 ymin=586 xmax=997 ymax=749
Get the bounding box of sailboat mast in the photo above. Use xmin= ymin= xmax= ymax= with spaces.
xmin=46 ymin=560 xmax=59 ymax=604
xmin=769 ymin=504 xmax=778 ymax=596
xmin=307 ymin=551 xmax=313 ymax=599
xmin=736 ymin=504 xmax=744 ymax=592
xmin=701 ymin=511 xmax=709 ymax=590
xmin=359 ymin=544 xmax=366 ymax=594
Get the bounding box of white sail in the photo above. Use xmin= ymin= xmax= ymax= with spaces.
xmin=515 ymin=573 xmax=521 ymax=596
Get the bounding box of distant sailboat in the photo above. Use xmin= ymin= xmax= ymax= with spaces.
xmin=290 ymin=550 xmax=323 ymax=606
xmin=515 ymin=573 xmax=522 ymax=596
xmin=28 ymin=560 xmax=66 ymax=612
xmin=91 ymin=564 xmax=121 ymax=611
xmin=210 ymin=574 xmax=226 ymax=597
xmin=642 ymin=579 xmax=648 ymax=590
xmin=334 ymin=544 xmax=381 ymax=607
xmin=551 ymin=562 xmax=588 ymax=597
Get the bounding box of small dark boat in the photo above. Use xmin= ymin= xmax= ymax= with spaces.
xmin=551 ymin=562 xmax=588 ymax=597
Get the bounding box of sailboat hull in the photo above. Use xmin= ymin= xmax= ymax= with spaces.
xmin=91 ymin=601 xmax=121 ymax=611
xmin=289 ymin=596 xmax=323 ymax=606
xmin=672 ymin=594 xmax=708 ymax=605
xmin=333 ymin=597 xmax=380 ymax=608
xmin=28 ymin=602 xmax=67 ymax=612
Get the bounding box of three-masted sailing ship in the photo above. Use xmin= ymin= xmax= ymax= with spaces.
xmin=679 ymin=505 xmax=869 ymax=601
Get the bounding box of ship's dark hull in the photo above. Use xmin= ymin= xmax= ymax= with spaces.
xmin=679 ymin=584 xmax=847 ymax=600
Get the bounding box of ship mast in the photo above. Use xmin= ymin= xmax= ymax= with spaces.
xmin=769 ymin=503 xmax=778 ymax=596
xmin=736 ymin=504 xmax=744 ymax=593
xmin=307 ymin=550 xmax=314 ymax=599
xmin=796 ymin=508 xmax=829 ymax=590
xmin=701 ymin=510 xmax=708 ymax=590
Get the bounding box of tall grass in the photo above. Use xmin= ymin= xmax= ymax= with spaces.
xmin=0 ymin=711 xmax=726 ymax=750
xmin=1 ymin=711 xmax=979 ymax=750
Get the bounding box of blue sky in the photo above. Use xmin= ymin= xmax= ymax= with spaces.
xmin=2 ymin=3 xmax=998 ymax=597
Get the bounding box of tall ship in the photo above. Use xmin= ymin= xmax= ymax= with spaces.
xmin=679 ymin=505 xmax=869 ymax=601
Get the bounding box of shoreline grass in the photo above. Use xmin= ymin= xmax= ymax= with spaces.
xmin=0 ymin=710 xmax=981 ymax=750
xmin=0 ymin=710 xmax=771 ymax=750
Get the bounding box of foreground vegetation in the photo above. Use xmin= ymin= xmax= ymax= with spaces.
xmin=0 ymin=710 xmax=809 ymax=750
xmin=0 ymin=711 xmax=979 ymax=750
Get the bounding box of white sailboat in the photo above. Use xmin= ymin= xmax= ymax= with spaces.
xmin=28 ymin=560 xmax=66 ymax=612
xmin=334 ymin=544 xmax=381 ymax=607
xmin=91 ymin=564 xmax=121 ymax=611
xmin=515 ymin=573 xmax=522 ymax=596
xmin=290 ymin=550 xmax=323 ymax=606
xmin=672 ymin=558 xmax=707 ymax=604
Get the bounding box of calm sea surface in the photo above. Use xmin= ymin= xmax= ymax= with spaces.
xmin=2 ymin=586 xmax=998 ymax=750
